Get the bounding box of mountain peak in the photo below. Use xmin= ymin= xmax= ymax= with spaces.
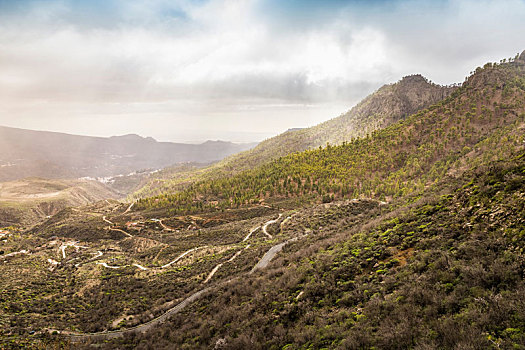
xmin=202 ymin=140 xmax=228 ymax=145
xmin=399 ymin=74 xmax=429 ymax=85
xmin=465 ymin=55 xmax=525 ymax=90
xmin=110 ymin=134 xmax=156 ymax=142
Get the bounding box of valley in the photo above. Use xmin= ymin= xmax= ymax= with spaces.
xmin=0 ymin=195 xmax=313 ymax=340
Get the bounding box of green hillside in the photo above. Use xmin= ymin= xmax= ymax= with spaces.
xmin=131 ymin=75 xmax=454 ymax=200
xmin=216 ymin=74 xmax=455 ymax=170
xmin=104 ymin=148 xmax=525 ymax=350
xmin=85 ymin=54 xmax=525 ymax=350
xmin=135 ymin=57 xmax=525 ymax=215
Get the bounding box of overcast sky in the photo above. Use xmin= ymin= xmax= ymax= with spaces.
xmin=0 ymin=0 xmax=524 ymax=143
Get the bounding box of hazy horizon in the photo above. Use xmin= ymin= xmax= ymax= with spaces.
xmin=1 ymin=0 xmax=525 ymax=143
xmin=0 ymin=122 xmax=270 ymax=144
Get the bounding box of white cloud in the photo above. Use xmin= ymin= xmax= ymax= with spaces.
xmin=0 ymin=0 xmax=524 ymax=142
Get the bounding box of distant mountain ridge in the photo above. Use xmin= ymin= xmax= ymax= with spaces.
xmin=0 ymin=126 xmax=257 ymax=182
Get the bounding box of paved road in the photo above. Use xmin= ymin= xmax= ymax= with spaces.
xmin=250 ymin=242 xmax=287 ymax=273
xmin=66 ymin=287 xmax=212 ymax=342
xmin=250 ymin=235 xmax=304 ymax=273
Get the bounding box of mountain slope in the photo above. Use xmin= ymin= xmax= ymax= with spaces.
xmin=132 ymin=75 xmax=455 ymax=199
xmin=219 ymin=74 xmax=455 ymax=170
xmin=134 ymin=57 xmax=525 ymax=214
xmin=110 ymin=153 xmax=525 ymax=349
xmin=91 ymin=52 xmax=525 ymax=350
xmin=0 ymin=178 xmax=118 ymax=226
xmin=0 ymin=127 xmax=256 ymax=182
xmin=2 ymin=53 xmax=524 ymax=350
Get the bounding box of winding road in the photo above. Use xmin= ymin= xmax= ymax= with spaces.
xmin=250 ymin=235 xmax=303 ymax=273
xmin=53 ymin=213 xmax=306 ymax=342
xmin=242 ymin=226 xmax=261 ymax=242
xmin=250 ymin=242 xmax=287 ymax=273
xmin=96 ymin=262 xmax=122 ymax=269
xmin=1 ymin=250 xmax=29 ymax=259
xmin=123 ymin=202 xmax=134 ymax=214
xmin=59 ymin=242 xmax=88 ymax=259
xmin=102 ymin=215 xmax=133 ymax=237
xmin=132 ymin=263 xmax=148 ymax=271
xmin=91 ymin=247 xmax=208 ymax=271
xmin=159 ymin=219 xmax=174 ymax=231
xmin=204 ymin=214 xmax=284 ymax=283
xmin=64 ymin=286 xmax=213 ymax=342
xmin=261 ymin=214 xmax=282 ymax=239
xmin=203 ymin=245 xmax=251 ymax=284
xmin=160 ymin=246 xmax=207 ymax=268
xmin=109 ymin=227 xmax=133 ymax=238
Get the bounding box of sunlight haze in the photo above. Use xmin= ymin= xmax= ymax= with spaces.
xmin=1 ymin=0 xmax=525 ymax=142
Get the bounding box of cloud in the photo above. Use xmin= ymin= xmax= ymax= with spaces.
xmin=0 ymin=0 xmax=524 ymax=141
xmin=0 ymin=0 xmax=388 ymax=101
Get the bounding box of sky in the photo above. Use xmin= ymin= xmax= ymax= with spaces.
xmin=0 ymin=0 xmax=524 ymax=143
